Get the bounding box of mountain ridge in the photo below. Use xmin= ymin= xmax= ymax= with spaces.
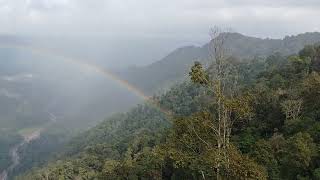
xmin=119 ymin=32 xmax=320 ymax=94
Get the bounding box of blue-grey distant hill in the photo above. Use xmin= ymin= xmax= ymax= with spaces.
xmin=120 ymin=32 xmax=320 ymax=93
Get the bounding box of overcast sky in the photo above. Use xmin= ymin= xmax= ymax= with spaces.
xmin=0 ymin=0 xmax=319 ymax=39
xmin=1 ymin=0 xmax=320 ymax=67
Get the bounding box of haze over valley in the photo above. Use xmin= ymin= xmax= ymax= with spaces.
xmin=1 ymin=1 xmax=320 ymax=179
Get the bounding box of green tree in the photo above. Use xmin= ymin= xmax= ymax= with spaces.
xmin=281 ymin=132 xmax=317 ymax=179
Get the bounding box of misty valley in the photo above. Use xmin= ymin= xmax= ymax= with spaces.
xmin=1 ymin=1 xmax=320 ymax=179
xmin=0 ymin=31 xmax=320 ymax=179
xmin=0 ymin=44 xmax=142 ymax=179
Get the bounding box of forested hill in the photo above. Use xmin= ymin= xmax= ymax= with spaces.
xmin=19 ymin=43 xmax=320 ymax=179
xmin=120 ymin=32 xmax=320 ymax=93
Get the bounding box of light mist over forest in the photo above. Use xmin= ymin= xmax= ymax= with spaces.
xmin=1 ymin=0 xmax=320 ymax=180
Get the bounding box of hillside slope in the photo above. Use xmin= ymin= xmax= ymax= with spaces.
xmin=18 ymin=44 xmax=320 ymax=179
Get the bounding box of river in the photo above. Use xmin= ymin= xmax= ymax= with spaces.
xmin=0 ymin=112 xmax=56 ymax=180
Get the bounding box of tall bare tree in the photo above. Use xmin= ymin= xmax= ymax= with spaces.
xmin=189 ymin=26 xmax=253 ymax=179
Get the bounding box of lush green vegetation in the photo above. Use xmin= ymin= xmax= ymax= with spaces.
xmin=15 ymin=43 xmax=320 ymax=179
xmin=2 ymin=33 xmax=320 ymax=179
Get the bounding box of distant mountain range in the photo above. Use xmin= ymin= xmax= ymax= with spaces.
xmin=3 ymin=32 xmax=320 ymax=95
xmin=1 ymin=32 xmax=320 ymax=129
xmin=119 ymin=32 xmax=320 ymax=94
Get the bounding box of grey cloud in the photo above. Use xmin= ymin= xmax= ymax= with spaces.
xmin=26 ymin=0 xmax=68 ymax=12
xmin=228 ymin=0 xmax=320 ymax=7
xmin=0 ymin=0 xmax=319 ymax=43
xmin=1 ymin=74 xmax=34 ymax=82
xmin=0 ymin=88 xmax=21 ymax=99
xmin=0 ymin=0 xmax=319 ymax=67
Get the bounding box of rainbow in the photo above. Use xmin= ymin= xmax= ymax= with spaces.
xmin=0 ymin=43 xmax=172 ymax=117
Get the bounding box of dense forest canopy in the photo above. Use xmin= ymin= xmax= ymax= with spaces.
xmin=1 ymin=0 xmax=320 ymax=179
xmin=13 ymin=36 xmax=320 ymax=179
